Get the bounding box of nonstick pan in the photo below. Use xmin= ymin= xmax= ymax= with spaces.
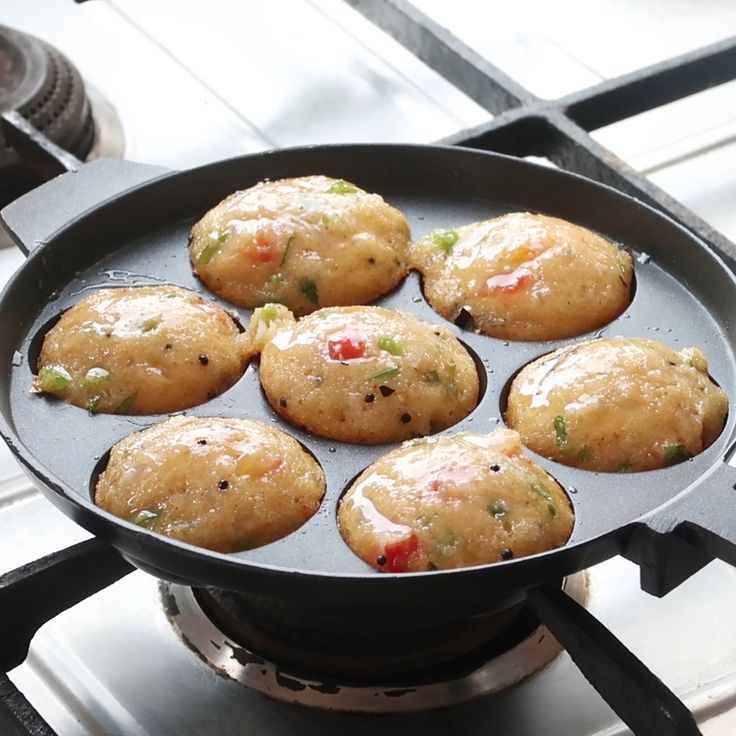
xmin=2 ymin=144 xmax=736 ymax=621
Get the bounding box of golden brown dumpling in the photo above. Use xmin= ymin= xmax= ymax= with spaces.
xmin=338 ymin=428 xmax=573 ymax=572
xmin=190 ymin=175 xmax=410 ymax=314
xmin=408 ymin=212 xmax=632 ymax=341
xmin=506 ymin=338 xmax=728 ymax=471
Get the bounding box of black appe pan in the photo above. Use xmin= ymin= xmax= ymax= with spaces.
xmin=2 ymin=144 xmax=736 ymax=618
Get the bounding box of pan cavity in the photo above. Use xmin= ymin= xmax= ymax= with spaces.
xmin=90 ymin=416 xmax=326 ymax=553
xmin=407 ymin=213 xmax=634 ymax=342
xmin=503 ymin=336 xmax=729 ymax=473
xmin=256 ymin=305 xmax=484 ymax=445
xmin=29 ymin=285 xmax=250 ymax=415
xmin=335 ymin=428 xmax=574 ymax=574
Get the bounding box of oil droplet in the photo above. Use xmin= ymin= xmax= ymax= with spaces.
xmin=502 ymin=341 xmax=509 ymax=347
xmin=12 ymin=351 xmax=23 ymax=367
xmin=327 ymin=447 xmax=337 ymax=454
xmin=417 ymin=215 xmax=425 ymax=221
xmin=568 ymin=486 xmax=578 ymax=495
xmin=412 ymin=296 xmax=422 ymax=303
xmin=636 ymin=252 xmax=651 ymax=264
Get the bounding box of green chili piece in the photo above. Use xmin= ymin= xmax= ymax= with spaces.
xmin=662 ymin=443 xmax=693 ymax=467
xmin=300 ymin=279 xmax=319 ymax=305
xmin=431 ymin=229 xmax=459 ymax=254
xmin=132 ymin=509 xmax=160 ymax=529
xmin=38 ymin=365 xmax=72 ymax=393
xmin=326 ymin=179 xmax=358 ymax=194
xmin=576 ymin=445 xmax=592 ymax=461
xmin=553 ymin=415 xmax=567 ymax=446
xmin=368 ymin=366 xmax=400 ymax=383
xmin=142 ymin=316 xmax=161 ymax=332
xmin=115 ymin=392 xmax=137 ymax=415
xmin=424 ymin=370 xmax=441 ymax=384
xmin=198 ymin=233 xmax=227 ymax=265
xmin=258 ymin=304 xmax=281 ymax=322
xmin=377 ymin=335 xmax=403 ymax=356
xmin=268 ymin=273 xmax=285 ymax=287
xmin=489 ymin=499 xmax=507 ymax=518
xmin=530 ymin=481 xmax=557 ymax=517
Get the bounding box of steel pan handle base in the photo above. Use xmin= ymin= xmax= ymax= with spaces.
xmin=527 ymin=584 xmax=702 ymax=736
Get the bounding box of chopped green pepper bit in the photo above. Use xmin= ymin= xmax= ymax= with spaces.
xmin=38 ymin=365 xmax=72 ymax=392
xmin=368 ymin=365 xmax=400 ymax=383
xmin=377 ymin=335 xmax=404 ymax=356
xmin=84 ymin=367 xmax=110 ymax=388
xmin=438 ymin=531 xmax=457 ymax=550
xmin=258 ymin=303 xmax=281 ymax=323
xmin=300 ymin=278 xmax=319 ymax=305
xmin=141 ymin=316 xmax=161 ymax=332
xmin=326 ymin=179 xmax=358 ymax=194
xmin=198 ymin=233 xmax=227 ymax=265
xmin=489 ymin=499 xmax=507 ymax=518
xmin=615 ymin=461 xmax=633 ymax=473
xmin=576 ymin=445 xmax=592 ymax=461
xmin=553 ymin=415 xmax=567 ymax=446
xmin=530 ymin=480 xmax=557 ymax=517
xmin=424 ymin=370 xmax=441 ymax=384
xmin=86 ymin=395 xmax=102 ymax=413
xmin=268 ymin=273 xmax=285 ymax=287
xmin=115 ymin=392 xmax=137 ymax=414
xmin=431 ymin=229 xmax=459 ymax=254
xmin=132 ymin=509 xmax=160 ymax=529
xmin=662 ymin=443 xmax=693 ymax=467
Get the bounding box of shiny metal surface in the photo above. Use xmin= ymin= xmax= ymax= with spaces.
xmin=162 ymin=573 xmax=588 ymax=712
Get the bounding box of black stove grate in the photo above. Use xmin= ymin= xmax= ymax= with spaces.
xmin=2 ymin=6 xmax=736 ymax=736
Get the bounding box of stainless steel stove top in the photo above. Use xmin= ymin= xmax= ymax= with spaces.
xmin=3 ymin=1 xmax=736 ymax=734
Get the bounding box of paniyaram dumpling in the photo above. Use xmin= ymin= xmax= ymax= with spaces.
xmin=408 ymin=212 xmax=633 ymax=341
xmin=33 ymin=286 xmax=247 ymax=415
xmin=252 ymin=305 xmax=479 ymax=444
xmin=338 ymin=428 xmax=573 ymax=572
xmin=95 ymin=416 xmax=325 ymax=552
xmin=506 ymin=338 xmax=728 ymax=471
xmin=189 ymin=175 xmax=410 ymax=315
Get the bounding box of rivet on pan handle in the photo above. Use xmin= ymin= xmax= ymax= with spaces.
xmin=624 ymin=458 xmax=736 ymax=597
xmin=527 ymin=584 xmax=702 ymax=736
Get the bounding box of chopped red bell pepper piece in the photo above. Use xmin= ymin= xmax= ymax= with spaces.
xmin=383 ymin=533 xmax=418 ymax=572
xmin=481 ymin=271 xmax=529 ymax=295
xmin=327 ymin=329 xmax=367 ymax=361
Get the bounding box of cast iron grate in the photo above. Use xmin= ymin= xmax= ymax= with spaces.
xmin=2 ymin=4 xmax=736 ymax=734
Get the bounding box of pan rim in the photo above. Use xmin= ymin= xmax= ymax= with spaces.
xmin=1 ymin=142 xmax=735 ymax=593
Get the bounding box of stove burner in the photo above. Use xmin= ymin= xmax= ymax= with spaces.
xmin=162 ymin=573 xmax=588 ymax=713
xmin=0 ymin=25 xmax=93 ymax=189
xmin=0 ymin=25 xmax=124 ymax=249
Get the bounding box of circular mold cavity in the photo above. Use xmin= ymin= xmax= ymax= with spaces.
xmin=256 ymin=310 xmax=483 ymax=446
xmin=90 ymin=416 xmax=327 ymax=553
xmin=28 ymin=286 xmax=250 ymax=416
xmin=335 ymin=432 xmax=575 ymax=574
xmin=412 ymin=221 xmax=635 ymax=343
xmin=502 ymin=337 xmax=729 ymax=473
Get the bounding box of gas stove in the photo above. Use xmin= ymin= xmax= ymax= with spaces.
xmin=3 ymin=2 xmax=736 ymax=735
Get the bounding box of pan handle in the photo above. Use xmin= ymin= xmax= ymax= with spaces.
xmin=0 ymin=538 xmax=133 ymax=671
xmin=625 ymin=459 xmax=736 ymax=596
xmin=527 ymin=585 xmax=701 ymax=736
xmin=1 ymin=158 xmax=172 ymax=256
